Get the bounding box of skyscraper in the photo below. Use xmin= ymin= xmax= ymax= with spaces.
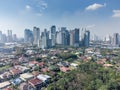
xmin=0 ymin=31 xmax=2 ymax=42
xmin=83 ymin=30 xmax=90 ymax=47
xmin=56 ymin=31 xmax=62 ymax=45
xmin=51 ymin=25 xmax=56 ymax=46
xmin=112 ymin=33 xmax=119 ymax=46
xmin=24 ymin=29 xmax=34 ymax=44
xmin=70 ymin=28 xmax=79 ymax=47
xmin=2 ymin=34 xmax=7 ymax=43
xmin=74 ymin=28 xmax=79 ymax=43
xmin=70 ymin=30 xmax=75 ymax=46
xmin=7 ymin=30 xmax=13 ymax=42
xmin=33 ymin=27 xmax=40 ymax=45
xmin=56 ymin=27 xmax=69 ymax=46
xmin=13 ymin=34 xmax=17 ymax=42
xmin=39 ymin=29 xmax=52 ymax=49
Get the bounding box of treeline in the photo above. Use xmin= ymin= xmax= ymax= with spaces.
xmin=47 ymin=61 xmax=120 ymax=90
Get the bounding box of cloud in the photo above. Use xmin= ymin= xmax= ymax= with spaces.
xmin=39 ymin=1 xmax=48 ymax=10
xmin=23 ymin=0 xmax=48 ymax=16
xmin=86 ymin=3 xmax=106 ymax=11
xmin=25 ymin=5 xmax=31 ymax=11
xmin=112 ymin=10 xmax=120 ymax=18
xmin=35 ymin=0 xmax=48 ymax=10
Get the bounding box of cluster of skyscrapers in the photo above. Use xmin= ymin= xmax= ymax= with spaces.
xmin=0 ymin=30 xmax=18 ymax=43
xmin=1 ymin=27 xmax=119 ymax=48
xmin=104 ymin=33 xmax=120 ymax=47
xmin=24 ymin=25 xmax=90 ymax=49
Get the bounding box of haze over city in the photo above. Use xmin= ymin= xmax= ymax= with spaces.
xmin=0 ymin=0 xmax=120 ymax=37
xmin=1 ymin=0 xmax=120 ymax=90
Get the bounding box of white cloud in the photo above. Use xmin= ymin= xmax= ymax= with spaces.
xmin=86 ymin=3 xmax=106 ymax=11
xmin=25 ymin=5 xmax=31 ymax=11
xmin=112 ymin=10 xmax=120 ymax=18
xmin=36 ymin=0 xmax=48 ymax=10
xmin=23 ymin=0 xmax=48 ymax=16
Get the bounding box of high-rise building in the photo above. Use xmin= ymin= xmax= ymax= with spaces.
xmin=51 ymin=25 xmax=56 ymax=46
xmin=70 ymin=28 xmax=79 ymax=47
xmin=80 ymin=28 xmax=84 ymax=41
xmin=24 ymin=29 xmax=34 ymax=44
xmin=39 ymin=29 xmax=52 ymax=49
xmin=70 ymin=30 xmax=75 ymax=46
xmin=56 ymin=31 xmax=61 ymax=45
xmin=0 ymin=31 xmax=2 ymax=42
xmin=56 ymin=27 xmax=69 ymax=46
xmin=13 ymin=34 xmax=17 ymax=42
xmin=104 ymin=34 xmax=112 ymax=44
xmin=7 ymin=30 xmax=13 ymax=42
xmin=33 ymin=27 xmax=40 ymax=45
xmin=83 ymin=30 xmax=90 ymax=47
xmin=2 ymin=34 xmax=7 ymax=43
xmin=74 ymin=28 xmax=79 ymax=44
xmin=92 ymin=34 xmax=99 ymax=41
xmin=112 ymin=33 xmax=119 ymax=46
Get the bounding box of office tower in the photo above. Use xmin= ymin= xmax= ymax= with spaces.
xmin=13 ymin=34 xmax=17 ymax=42
xmin=84 ymin=30 xmax=90 ymax=47
xmin=105 ymin=34 xmax=112 ymax=44
xmin=70 ymin=28 xmax=79 ymax=47
xmin=51 ymin=25 xmax=56 ymax=46
xmin=33 ymin=27 xmax=40 ymax=45
xmin=7 ymin=30 xmax=13 ymax=42
xmin=24 ymin=29 xmax=34 ymax=44
xmin=39 ymin=29 xmax=52 ymax=49
xmin=74 ymin=28 xmax=79 ymax=43
xmin=61 ymin=27 xmax=70 ymax=45
xmin=80 ymin=28 xmax=84 ymax=41
xmin=56 ymin=31 xmax=62 ymax=45
xmin=112 ymin=33 xmax=119 ymax=46
xmin=2 ymin=34 xmax=7 ymax=43
xmin=56 ymin=27 xmax=69 ymax=46
xmin=42 ymin=29 xmax=49 ymax=48
xmin=70 ymin=30 xmax=75 ymax=46
xmin=92 ymin=34 xmax=99 ymax=41
xmin=0 ymin=31 xmax=2 ymax=42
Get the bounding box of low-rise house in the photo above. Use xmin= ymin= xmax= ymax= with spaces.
xmin=19 ymin=83 xmax=34 ymax=90
xmin=51 ymin=56 xmax=58 ymax=59
xmin=0 ymin=81 xmax=11 ymax=89
xmin=29 ymin=61 xmax=38 ymax=67
xmin=57 ymin=62 xmax=69 ymax=67
xmin=26 ymin=50 xmax=36 ymax=55
xmin=37 ymin=74 xmax=51 ymax=84
xmin=70 ymin=63 xmax=79 ymax=69
xmin=32 ymin=71 xmax=40 ymax=76
xmin=10 ymin=68 xmax=22 ymax=76
xmin=14 ymin=65 xmax=30 ymax=73
xmin=41 ymin=68 xmax=49 ymax=73
xmin=60 ymin=66 xmax=70 ymax=72
xmin=2 ymin=72 xmax=12 ymax=80
xmin=28 ymin=78 xmax=43 ymax=90
xmin=10 ymin=77 xmax=22 ymax=86
xmin=103 ymin=64 xmax=113 ymax=67
xmin=41 ymin=54 xmax=48 ymax=58
xmin=20 ymin=73 xmax=34 ymax=81
xmin=37 ymin=62 xmax=44 ymax=67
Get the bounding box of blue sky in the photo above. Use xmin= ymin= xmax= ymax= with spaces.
xmin=0 ymin=0 xmax=120 ymax=38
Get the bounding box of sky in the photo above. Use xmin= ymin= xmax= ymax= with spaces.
xmin=0 ymin=0 xmax=120 ymax=38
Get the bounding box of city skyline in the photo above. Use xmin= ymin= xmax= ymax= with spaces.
xmin=0 ymin=0 xmax=120 ymax=37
